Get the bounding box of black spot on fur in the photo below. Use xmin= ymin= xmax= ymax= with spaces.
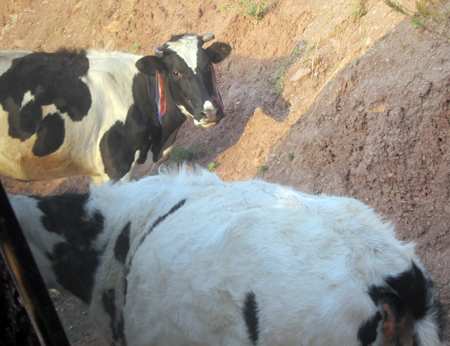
xmin=123 ymin=277 xmax=128 ymax=307
xmin=243 ymin=291 xmax=259 ymax=345
xmin=385 ymin=262 xmax=428 ymax=320
xmin=368 ymin=284 xmax=405 ymax=324
xmin=116 ymin=313 xmax=127 ymax=346
xmin=32 ymin=112 xmax=65 ymax=156
xmin=102 ymin=289 xmax=127 ymax=345
xmin=102 ymin=289 xmax=118 ymax=342
xmin=6 ymin=95 xmax=42 ymax=141
xmin=358 ymin=311 xmax=382 ymax=346
xmin=368 ymin=262 xmax=448 ymax=344
xmin=0 ymin=50 xmax=91 ymax=149
xmin=387 ymin=263 xmax=448 ymax=343
xmin=99 ymin=119 xmax=139 ymax=181
xmin=114 ymin=222 xmax=131 ymax=265
xmin=137 ymin=199 xmax=186 ymax=249
xmin=368 ymin=285 xmax=384 ymax=306
xmin=37 ymin=192 xmax=104 ymax=303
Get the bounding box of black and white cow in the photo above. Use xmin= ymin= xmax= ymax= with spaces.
xmin=8 ymin=167 xmax=447 ymax=346
xmin=0 ymin=34 xmax=231 ymax=183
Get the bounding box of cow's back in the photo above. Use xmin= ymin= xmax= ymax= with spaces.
xmin=0 ymin=50 xmax=32 ymax=75
xmin=87 ymin=171 xmax=419 ymax=345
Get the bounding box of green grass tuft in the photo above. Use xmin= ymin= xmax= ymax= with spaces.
xmin=350 ymin=0 xmax=368 ymax=17
xmin=383 ymin=0 xmax=450 ymax=43
xmin=258 ymin=165 xmax=268 ymax=175
xmin=208 ymin=161 xmax=219 ymax=171
xmin=130 ymin=43 xmax=140 ymax=55
xmin=169 ymin=143 xmax=209 ymax=165
xmin=232 ymin=0 xmax=268 ymax=23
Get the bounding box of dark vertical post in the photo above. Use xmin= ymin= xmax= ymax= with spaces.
xmin=0 ymin=182 xmax=70 ymax=346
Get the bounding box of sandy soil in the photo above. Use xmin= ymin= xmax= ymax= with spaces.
xmin=1 ymin=0 xmax=449 ymax=344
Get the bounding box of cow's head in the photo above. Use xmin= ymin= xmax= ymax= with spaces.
xmin=136 ymin=34 xmax=231 ymax=128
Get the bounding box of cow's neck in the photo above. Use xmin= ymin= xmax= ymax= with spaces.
xmin=157 ymin=71 xmax=188 ymax=123
xmin=144 ymin=71 xmax=188 ymax=162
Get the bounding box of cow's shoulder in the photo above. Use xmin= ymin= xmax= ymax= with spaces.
xmin=85 ymin=50 xmax=141 ymax=77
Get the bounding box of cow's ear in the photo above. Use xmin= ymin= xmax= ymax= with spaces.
xmin=136 ymin=56 xmax=167 ymax=75
xmin=205 ymin=42 xmax=231 ymax=64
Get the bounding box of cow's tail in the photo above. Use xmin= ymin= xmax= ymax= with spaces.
xmin=373 ymin=262 xmax=448 ymax=346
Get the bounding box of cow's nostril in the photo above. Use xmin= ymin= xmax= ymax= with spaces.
xmin=201 ymin=108 xmax=218 ymax=121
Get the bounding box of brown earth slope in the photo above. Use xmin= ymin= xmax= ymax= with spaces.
xmin=1 ymin=0 xmax=449 ymax=344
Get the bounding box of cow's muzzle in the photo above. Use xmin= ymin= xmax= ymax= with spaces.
xmin=194 ymin=108 xmax=223 ymax=128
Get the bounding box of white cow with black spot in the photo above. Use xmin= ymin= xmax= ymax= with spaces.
xmin=8 ymin=167 xmax=447 ymax=346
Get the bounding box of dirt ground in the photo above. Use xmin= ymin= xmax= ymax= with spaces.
xmin=1 ymin=0 xmax=450 ymax=344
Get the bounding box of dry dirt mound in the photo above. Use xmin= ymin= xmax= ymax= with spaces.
xmin=265 ymin=19 xmax=450 ymax=308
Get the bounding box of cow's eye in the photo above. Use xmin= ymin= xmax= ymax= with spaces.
xmin=173 ymin=70 xmax=181 ymax=78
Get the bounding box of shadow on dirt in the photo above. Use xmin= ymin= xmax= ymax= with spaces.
xmin=172 ymin=42 xmax=309 ymax=168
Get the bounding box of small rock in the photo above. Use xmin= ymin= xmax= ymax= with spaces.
xmin=105 ymin=40 xmax=115 ymax=50
xmin=290 ymin=68 xmax=310 ymax=82
xmin=72 ymin=1 xmax=83 ymax=13
xmin=13 ymin=40 xmax=26 ymax=48
xmin=104 ymin=21 xmax=120 ymax=33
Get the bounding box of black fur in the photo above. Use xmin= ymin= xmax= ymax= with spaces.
xmin=114 ymin=222 xmax=131 ymax=265
xmin=116 ymin=313 xmax=127 ymax=346
xmin=0 ymin=50 xmax=91 ymax=155
xmin=243 ymin=291 xmax=259 ymax=345
xmin=102 ymin=288 xmax=126 ymax=345
xmin=368 ymin=262 xmax=448 ymax=344
xmin=386 ymin=263 xmax=447 ymax=343
xmin=357 ymin=311 xmax=382 ymax=346
xmin=386 ymin=262 xmax=429 ymax=320
xmin=37 ymin=193 xmax=104 ymax=303
xmin=137 ymin=198 xmax=187 ymax=249
xmin=32 ymin=112 xmax=65 ymax=156
xmin=102 ymin=289 xmax=117 ymax=340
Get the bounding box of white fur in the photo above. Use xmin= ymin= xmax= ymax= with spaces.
xmin=9 ymin=168 xmax=444 ymax=346
xmin=0 ymin=50 xmax=31 ymax=74
xmin=21 ymin=91 xmax=35 ymax=108
xmin=7 ymin=194 xmax=65 ymax=289
xmin=203 ymin=100 xmax=214 ymax=110
xmin=177 ymin=104 xmax=194 ymax=118
xmin=166 ymin=35 xmax=199 ymax=74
